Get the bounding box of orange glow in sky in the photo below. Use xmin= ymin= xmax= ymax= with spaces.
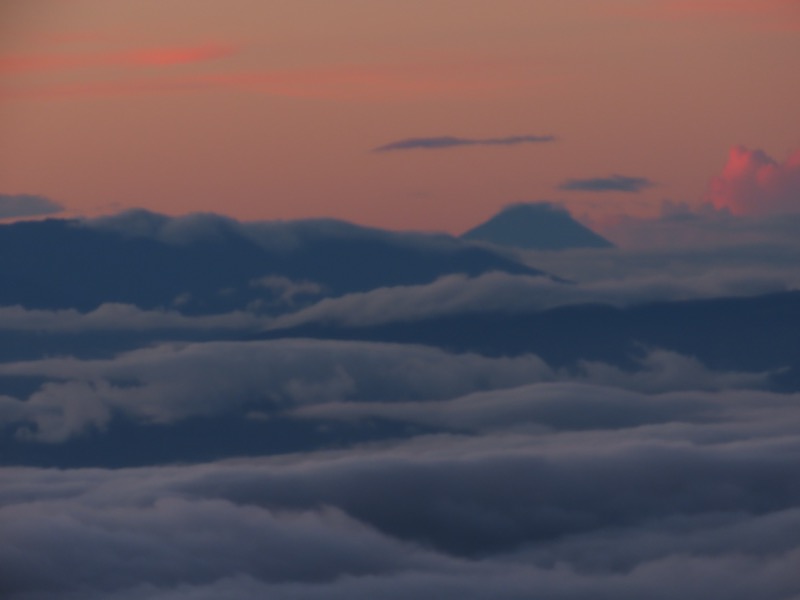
xmin=0 ymin=0 xmax=798 ymax=232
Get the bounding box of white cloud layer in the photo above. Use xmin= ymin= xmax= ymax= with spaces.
xmin=269 ymin=268 xmax=798 ymax=329
xmin=2 ymin=201 xmax=800 ymax=600
xmin=3 ymin=393 xmax=800 ymax=600
xmin=0 ymin=340 xmax=771 ymax=443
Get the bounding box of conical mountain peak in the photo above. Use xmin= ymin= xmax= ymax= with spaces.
xmin=461 ymin=202 xmax=613 ymax=250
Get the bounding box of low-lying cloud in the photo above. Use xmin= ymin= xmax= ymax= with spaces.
xmin=372 ymin=134 xmax=555 ymax=152
xmin=269 ymin=269 xmax=798 ymax=329
xmin=0 ymin=339 xmax=772 ymax=443
xmin=2 ymin=177 xmax=799 ymax=600
xmin=293 ymin=358 xmax=775 ymax=433
xmin=3 ymin=388 xmax=800 ymax=599
xmin=596 ymin=200 xmax=800 ymax=250
xmin=0 ymin=193 xmax=63 ymax=218
xmin=0 ymin=339 xmax=553 ymax=442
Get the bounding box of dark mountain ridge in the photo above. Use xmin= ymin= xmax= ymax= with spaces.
xmin=0 ymin=210 xmax=545 ymax=314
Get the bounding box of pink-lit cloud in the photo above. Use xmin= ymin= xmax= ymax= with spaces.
xmin=707 ymin=146 xmax=800 ymax=216
xmin=0 ymin=43 xmax=237 ymax=74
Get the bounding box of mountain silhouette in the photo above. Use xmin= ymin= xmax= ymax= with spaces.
xmin=0 ymin=210 xmax=546 ymax=314
xmin=461 ymin=202 xmax=613 ymax=250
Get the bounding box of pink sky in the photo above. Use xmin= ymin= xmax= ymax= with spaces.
xmin=1 ymin=0 xmax=798 ymax=233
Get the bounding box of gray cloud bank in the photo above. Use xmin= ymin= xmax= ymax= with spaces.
xmin=1 ymin=339 xmax=770 ymax=444
xmin=373 ymin=134 xmax=555 ymax=152
xmin=2 ymin=378 xmax=800 ymax=599
xmin=269 ymin=269 xmax=799 ymax=330
xmin=0 ymin=303 xmax=267 ymax=332
xmin=600 ymin=203 xmax=800 ymax=249
xmin=2 ymin=294 xmax=798 ymax=598
xmin=2 ymin=204 xmax=800 ymax=599
xmin=559 ymin=174 xmax=655 ymax=193
xmin=0 ymin=193 xmax=63 ymax=218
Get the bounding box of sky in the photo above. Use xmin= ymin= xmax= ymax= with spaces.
xmin=3 ymin=4 xmax=800 ymax=597
xmin=1 ymin=0 xmax=798 ymax=233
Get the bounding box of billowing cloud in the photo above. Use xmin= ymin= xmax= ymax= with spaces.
xmin=1 ymin=275 xmax=798 ymax=599
xmin=0 ymin=339 xmax=555 ymax=442
xmin=249 ymin=276 xmax=325 ymax=309
xmin=269 ymin=270 xmax=799 ymax=330
xmin=3 ymin=389 xmax=800 ymax=599
xmin=293 ymin=373 xmax=782 ymax=433
xmin=0 ymin=337 xmax=772 ymax=444
xmin=0 ymin=193 xmax=63 ymax=218
xmin=706 ymin=146 xmax=800 ymax=215
xmin=559 ymin=174 xmax=655 ymax=193
xmin=0 ymin=144 xmax=798 ymax=600
xmin=372 ymin=135 xmax=555 ymax=152
xmin=587 ymin=199 xmax=800 ymax=250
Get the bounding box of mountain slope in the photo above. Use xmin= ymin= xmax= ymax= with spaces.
xmin=462 ymin=203 xmax=613 ymax=250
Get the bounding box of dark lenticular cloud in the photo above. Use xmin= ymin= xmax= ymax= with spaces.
xmin=0 ymin=193 xmax=64 ymax=218
xmin=373 ymin=134 xmax=555 ymax=152
xmin=559 ymin=174 xmax=654 ymax=193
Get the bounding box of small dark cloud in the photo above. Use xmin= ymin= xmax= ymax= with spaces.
xmin=559 ymin=175 xmax=655 ymax=193
xmin=0 ymin=194 xmax=64 ymax=218
xmin=373 ymin=135 xmax=556 ymax=152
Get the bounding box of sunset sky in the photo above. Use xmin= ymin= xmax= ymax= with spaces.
xmin=4 ymin=6 xmax=800 ymax=598
xmin=1 ymin=0 xmax=798 ymax=233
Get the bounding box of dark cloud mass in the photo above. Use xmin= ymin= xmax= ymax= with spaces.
xmin=372 ymin=134 xmax=555 ymax=152
xmin=3 ymin=412 xmax=800 ymax=599
xmin=0 ymin=193 xmax=64 ymax=218
xmin=1 ymin=208 xmax=800 ymax=599
xmin=559 ymin=174 xmax=655 ymax=192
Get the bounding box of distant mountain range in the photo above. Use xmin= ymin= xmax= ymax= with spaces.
xmin=461 ymin=202 xmax=613 ymax=250
xmin=0 ymin=210 xmax=545 ymax=314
